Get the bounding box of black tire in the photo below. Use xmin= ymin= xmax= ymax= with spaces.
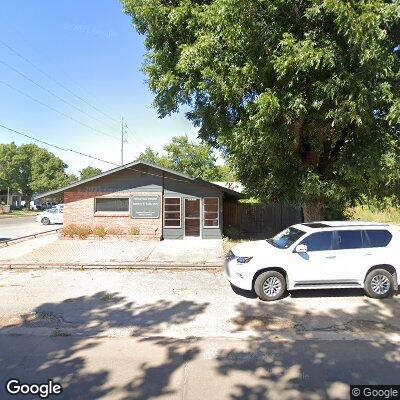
xmin=41 ymin=217 xmax=50 ymax=225
xmin=364 ymin=268 xmax=394 ymax=299
xmin=254 ymin=271 xmax=286 ymax=301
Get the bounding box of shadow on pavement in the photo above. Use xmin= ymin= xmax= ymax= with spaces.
xmin=0 ymin=288 xmax=399 ymax=399
xmin=0 ymin=292 xmax=208 ymax=399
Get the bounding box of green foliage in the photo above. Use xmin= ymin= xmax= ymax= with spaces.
xmin=128 ymin=226 xmax=140 ymax=235
xmin=79 ymin=166 xmax=103 ymax=181
xmin=93 ymin=225 xmax=107 ymax=238
xmin=122 ymin=0 xmax=400 ymax=217
xmin=0 ymin=142 xmax=75 ymax=198
xmin=349 ymin=204 xmax=400 ymax=224
xmin=138 ymin=135 xmax=235 ymax=181
xmin=61 ymin=224 xmax=79 ymax=238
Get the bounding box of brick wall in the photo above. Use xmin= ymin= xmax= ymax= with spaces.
xmin=64 ymin=190 xmax=162 ymax=238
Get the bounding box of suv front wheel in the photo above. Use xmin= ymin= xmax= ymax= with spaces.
xmin=364 ymin=269 xmax=394 ymax=299
xmin=254 ymin=271 xmax=286 ymax=301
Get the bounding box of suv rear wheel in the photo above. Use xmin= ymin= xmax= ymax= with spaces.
xmin=254 ymin=271 xmax=286 ymax=301
xmin=364 ymin=269 xmax=394 ymax=299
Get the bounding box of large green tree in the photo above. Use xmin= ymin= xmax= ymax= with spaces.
xmin=138 ymin=135 xmax=233 ymax=181
xmin=0 ymin=143 xmax=76 ymax=204
xmin=122 ymin=0 xmax=400 ymax=220
xmin=79 ymin=166 xmax=103 ymax=180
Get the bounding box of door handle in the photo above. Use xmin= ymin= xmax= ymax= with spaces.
xmin=364 ymin=254 xmax=373 ymax=256
xmin=325 ymin=256 xmax=336 ymax=259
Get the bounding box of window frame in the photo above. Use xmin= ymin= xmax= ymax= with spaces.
xmin=94 ymin=197 xmax=130 ymax=214
xmin=163 ymin=197 xmax=182 ymax=229
xmin=202 ymin=197 xmax=220 ymax=229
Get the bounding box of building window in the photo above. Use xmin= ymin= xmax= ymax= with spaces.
xmin=95 ymin=197 xmax=129 ymax=212
xmin=203 ymin=197 xmax=219 ymax=227
xmin=164 ymin=198 xmax=181 ymax=227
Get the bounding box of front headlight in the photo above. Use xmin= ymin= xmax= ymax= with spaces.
xmin=237 ymin=256 xmax=253 ymax=264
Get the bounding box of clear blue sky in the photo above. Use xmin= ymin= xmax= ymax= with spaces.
xmin=0 ymin=0 xmax=199 ymax=175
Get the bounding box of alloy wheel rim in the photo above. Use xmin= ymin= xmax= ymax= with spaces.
xmin=371 ymin=274 xmax=390 ymax=295
xmin=263 ymin=276 xmax=282 ymax=297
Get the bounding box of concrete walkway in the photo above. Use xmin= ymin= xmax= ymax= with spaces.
xmin=0 ymin=236 xmax=223 ymax=268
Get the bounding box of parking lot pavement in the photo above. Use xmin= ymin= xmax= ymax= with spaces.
xmin=0 ymin=216 xmax=60 ymax=242
xmin=0 ymin=269 xmax=398 ymax=400
xmin=0 ymin=269 xmax=398 ymax=340
xmin=0 ymin=269 xmax=398 ymax=399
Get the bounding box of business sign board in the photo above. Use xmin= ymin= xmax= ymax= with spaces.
xmin=131 ymin=195 xmax=160 ymax=219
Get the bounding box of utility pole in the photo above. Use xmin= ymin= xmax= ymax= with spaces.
xmin=121 ymin=116 xmax=124 ymax=165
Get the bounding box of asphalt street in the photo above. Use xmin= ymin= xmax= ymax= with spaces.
xmin=0 ymin=216 xmax=60 ymax=242
xmin=0 ymin=269 xmax=398 ymax=399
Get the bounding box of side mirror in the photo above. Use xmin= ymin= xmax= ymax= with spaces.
xmin=295 ymin=244 xmax=308 ymax=253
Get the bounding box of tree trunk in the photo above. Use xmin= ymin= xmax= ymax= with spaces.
xmin=24 ymin=194 xmax=32 ymax=210
xmin=302 ymin=200 xmax=325 ymax=222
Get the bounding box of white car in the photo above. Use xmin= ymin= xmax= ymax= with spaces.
xmin=36 ymin=204 xmax=64 ymax=225
xmin=226 ymin=221 xmax=399 ymax=301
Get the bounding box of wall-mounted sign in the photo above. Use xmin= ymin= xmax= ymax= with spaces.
xmin=131 ymin=195 xmax=160 ymax=219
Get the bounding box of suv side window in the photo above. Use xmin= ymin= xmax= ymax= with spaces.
xmin=333 ymin=230 xmax=363 ymax=250
xmin=364 ymin=230 xmax=392 ymax=248
xmin=299 ymin=232 xmax=333 ymax=252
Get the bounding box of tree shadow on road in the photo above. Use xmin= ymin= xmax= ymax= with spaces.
xmin=214 ymin=298 xmax=400 ymax=400
xmin=0 ymin=291 xmax=208 ymax=399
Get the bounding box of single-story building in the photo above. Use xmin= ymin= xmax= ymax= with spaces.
xmin=36 ymin=160 xmax=242 ymax=239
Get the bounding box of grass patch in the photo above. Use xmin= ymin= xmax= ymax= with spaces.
xmin=347 ymin=204 xmax=400 ymax=224
xmin=0 ymin=209 xmax=38 ymax=218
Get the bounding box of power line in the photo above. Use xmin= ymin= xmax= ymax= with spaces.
xmin=0 ymin=124 xmax=119 ymax=166
xmin=0 ymin=59 xmax=117 ymax=130
xmin=1 ymin=124 xmax=211 ymax=186
xmin=0 ymin=80 xmax=119 ymax=141
xmin=0 ymin=38 xmax=120 ymax=125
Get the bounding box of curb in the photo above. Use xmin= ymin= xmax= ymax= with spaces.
xmin=0 ymin=261 xmax=224 ymax=270
xmin=0 ymin=214 xmax=39 ymax=219
xmin=0 ymin=229 xmax=60 ymax=248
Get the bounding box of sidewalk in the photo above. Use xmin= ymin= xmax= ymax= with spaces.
xmin=0 ymin=236 xmax=223 ymax=269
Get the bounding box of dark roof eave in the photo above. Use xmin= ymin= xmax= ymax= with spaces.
xmin=34 ymin=160 xmax=243 ymax=200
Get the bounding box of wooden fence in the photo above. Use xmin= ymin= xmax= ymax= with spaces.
xmin=223 ymin=201 xmax=303 ymax=238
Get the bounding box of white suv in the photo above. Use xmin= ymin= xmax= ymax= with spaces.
xmin=226 ymin=221 xmax=399 ymax=301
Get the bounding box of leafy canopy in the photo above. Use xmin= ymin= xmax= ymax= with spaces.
xmin=0 ymin=143 xmax=76 ymax=197
xmin=79 ymin=166 xmax=103 ymax=181
xmin=137 ymin=135 xmax=234 ymax=181
xmin=122 ymin=0 xmax=400 ymax=217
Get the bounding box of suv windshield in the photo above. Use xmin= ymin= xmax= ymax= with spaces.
xmin=267 ymin=227 xmax=305 ymax=249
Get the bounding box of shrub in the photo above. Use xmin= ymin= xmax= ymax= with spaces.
xmin=106 ymin=227 xmax=123 ymax=235
xmin=224 ymin=226 xmax=244 ymax=239
xmin=76 ymin=225 xmax=93 ymax=239
xmin=61 ymin=224 xmax=79 ymax=238
xmin=128 ymin=226 xmax=140 ymax=235
xmin=93 ymin=225 xmax=107 ymax=238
